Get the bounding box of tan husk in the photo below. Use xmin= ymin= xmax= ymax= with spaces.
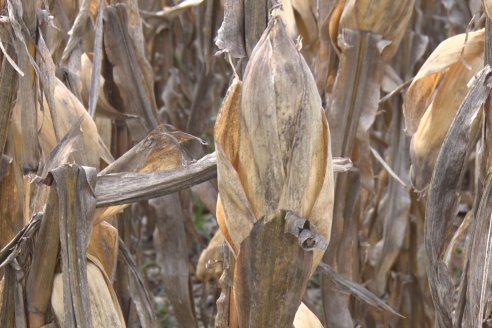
xmin=404 ymin=29 xmax=484 ymax=189
xmin=404 ymin=29 xmax=484 ymax=135
xmin=51 ymin=262 xmax=125 ymax=327
xmin=215 ymin=15 xmax=334 ymax=327
xmin=215 ymin=18 xmax=334 ymax=271
xmin=87 ymin=222 xmax=119 ymax=281
xmin=293 ymin=302 xmax=324 ymax=328
xmin=12 ymin=77 xmax=113 ymax=169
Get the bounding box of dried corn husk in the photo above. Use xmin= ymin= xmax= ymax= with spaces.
xmin=404 ymin=29 xmax=484 ymax=189
xmin=215 ymin=16 xmax=334 ymax=327
xmin=12 ymin=77 xmax=113 ymax=168
xmin=404 ymin=30 xmax=484 ymax=134
xmin=293 ymin=302 xmax=324 ymax=328
xmin=87 ymin=222 xmax=118 ymax=281
xmin=216 ymin=20 xmax=334 ymax=270
xmin=51 ymin=262 xmax=125 ymax=327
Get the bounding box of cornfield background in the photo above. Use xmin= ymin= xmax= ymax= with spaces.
xmin=1 ymin=0 xmax=492 ymax=327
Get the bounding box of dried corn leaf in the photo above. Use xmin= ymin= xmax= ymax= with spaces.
xmin=0 ymin=156 xmax=19 ymax=250
xmin=441 ymin=0 xmax=472 ymax=34
xmin=0 ymin=44 xmax=18 ymax=158
xmin=117 ymin=239 xmax=155 ymax=328
xmin=36 ymin=119 xmax=84 ymax=183
xmin=425 ymin=65 xmax=492 ymax=327
xmin=87 ymin=0 xmax=104 ymax=117
xmin=274 ymin=0 xmax=298 ymax=40
xmin=215 ymin=0 xmax=245 ymax=58
xmin=0 ymin=218 xmax=38 ymax=327
xmin=103 ymin=4 xmax=159 ymax=141
xmin=318 ymin=262 xmax=401 ymax=317
xmin=25 ymin=188 xmax=59 ymax=328
xmin=372 ymin=118 xmax=411 ymax=295
xmin=327 ymin=28 xmax=384 ymax=158
xmin=94 ymin=126 xmax=213 ymax=221
xmin=37 ymin=28 xmax=63 ymax=142
xmin=51 ymin=164 xmax=97 ymax=328
xmin=8 ymin=0 xmax=39 ymax=172
xmin=403 ymin=29 xmax=484 ymax=134
xmin=322 ymin=26 xmax=386 ymax=328
xmin=152 ymin=194 xmax=198 ymax=328
xmin=463 ymin=175 xmax=492 ymax=326
xmin=80 ymin=54 xmax=134 ymax=120
xmin=0 ymin=266 xmax=15 ymax=327
xmin=95 ymin=151 xmax=216 ymax=208
xmin=291 ymin=0 xmax=317 ymax=48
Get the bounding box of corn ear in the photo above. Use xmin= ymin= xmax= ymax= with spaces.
xmin=51 ymin=262 xmax=125 ymax=327
xmin=215 ymin=17 xmax=334 ymax=270
xmin=215 ymin=16 xmax=334 ymax=327
xmin=404 ymin=30 xmax=484 ymax=189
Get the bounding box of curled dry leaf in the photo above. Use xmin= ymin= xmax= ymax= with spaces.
xmin=404 ymin=29 xmax=484 ymax=189
xmin=215 ymin=17 xmax=334 ymax=271
xmin=425 ymin=65 xmax=492 ymax=327
xmin=337 ymin=0 xmax=415 ymax=60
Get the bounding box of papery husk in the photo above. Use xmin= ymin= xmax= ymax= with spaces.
xmin=215 ymin=16 xmax=334 ymax=327
xmin=404 ymin=29 xmax=484 ymax=134
xmin=293 ymin=302 xmax=324 ymax=328
xmin=215 ymin=17 xmax=333 ymax=326
xmin=51 ymin=262 xmax=125 ymax=327
xmin=12 ymin=77 xmax=113 ymax=169
xmin=215 ymin=18 xmax=334 ymax=271
xmin=87 ymin=221 xmax=118 ymax=281
xmin=404 ymin=29 xmax=484 ymax=189
xmin=337 ymin=0 xmax=415 ymax=60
